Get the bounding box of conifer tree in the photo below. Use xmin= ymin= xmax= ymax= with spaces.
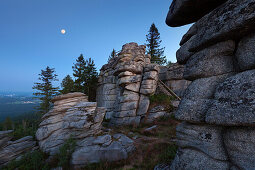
xmin=72 ymin=54 xmax=98 ymax=101
xmin=72 ymin=54 xmax=86 ymax=93
xmin=84 ymin=58 xmax=98 ymax=101
xmin=146 ymin=23 xmax=167 ymax=65
xmin=33 ymin=66 xmax=59 ymax=114
xmin=108 ymin=49 xmax=118 ymax=62
xmin=60 ymin=75 xmax=74 ymax=94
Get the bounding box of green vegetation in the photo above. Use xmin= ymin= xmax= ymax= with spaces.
xmin=108 ymin=48 xmax=118 ymax=62
xmin=59 ymin=75 xmax=75 ymax=94
xmin=3 ymin=150 xmax=50 ymax=170
xmin=56 ymin=137 xmax=76 ymax=168
xmin=146 ymin=23 xmax=167 ymax=65
xmin=0 ymin=112 xmax=41 ymax=140
xmin=149 ymin=94 xmax=175 ymax=112
xmin=85 ymin=116 xmax=179 ymax=170
xmin=33 ymin=66 xmax=59 ymax=114
xmin=73 ymin=54 xmax=98 ymax=101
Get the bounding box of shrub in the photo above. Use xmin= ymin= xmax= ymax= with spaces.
xmin=3 ymin=150 xmax=49 ymax=170
xmin=149 ymin=94 xmax=175 ymax=112
xmin=56 ymin=137 xmax=76 ymax=168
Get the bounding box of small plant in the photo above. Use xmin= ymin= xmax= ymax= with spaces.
xmin=56 ymin=137 xmax=76 ymax=168
xmin=149 ymin=94 xmax=175 ymax=112
xmin=158 ymin=144 xmax=178 ymax=163
xmin=3 ymin=150 xmax=49 ymax=170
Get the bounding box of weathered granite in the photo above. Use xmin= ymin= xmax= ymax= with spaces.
xmin=236 ymin=32 xmax=255 ymax=71
xmin=224 ymin=127 xmax=255 ymax=170
xmin=97 ymin=43 xmax=159 ymax=126
xmin=183 ymin=0 xmax=255 ymax=51
xmin=183 ymin=40 xmax=235 ymax=80
xmin=0 ymin=136 xmax=37 ymax=167
xmin=166 ymin=0 xmax=227 ymax=27
xmin=170 ymin=148 xmax=230 ymax=170
xmin=176 ymin=74 xmax=232 ymax=123
xmin=206 ymin=70 xmax=255 ymax=126
xmin=36 ymin=93 xmax=106 ymax=155
xmin=166 ymin=0 xmax=255 ymax=168
xmin=71 ymin=134 xmax=135 ymax=167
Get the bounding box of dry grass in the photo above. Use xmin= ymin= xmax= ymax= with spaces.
xmin=83 ymin=116 xmax=180 ymax=170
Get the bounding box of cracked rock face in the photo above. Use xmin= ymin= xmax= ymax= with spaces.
xmin=36 ymin=92 xmax=106 ymax=155
xmin=97 ymin=43 xmax=159 ymax=126
xmin=36 ymin=93 xmax=135 ymax=166
xmin=0 ymin=133 xmax=37 ymax=167
xmin=71 ymin=133 xmax=135 ymax=167
xmin=166 ymin=0 xmax=255 ymax=169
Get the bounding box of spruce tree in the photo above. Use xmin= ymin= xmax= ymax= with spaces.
xmin=60 ymin=75 xmax=74 ymax=94
xmin=33 ymin=66 xmax=59 ymax=114
xmin=72 ymin=54 xmax=86 ymax=93
xmin=72 ymin=55 xmax=98 ymax=101
xmin=146 ymin=23 xmax=167 ymax=65
xmin=84 ymin=58 xmax=98 ymax=101
xmin=108 ymin=49 xmax=117 ymax=62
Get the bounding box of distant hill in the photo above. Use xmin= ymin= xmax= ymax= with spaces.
xmin=0 ymin=92 xmax=39 ymax=122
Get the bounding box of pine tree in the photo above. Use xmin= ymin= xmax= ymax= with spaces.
xmin=72 ymin=54 xmax=86 ymax=93
xmin=146 ymin=23 xmax=167 ymax=65
xmin=84 ymin=58 xmax=98 ymax=101
xmin=72 ymin=55 xmax=98 ymax=101
xmin=108 ymin=49 xmax=118 ymax=62
xmin=60 ymin=75 xmax=74 ymax=94
xmin=33 ymin=66 xmax=59 ymax=114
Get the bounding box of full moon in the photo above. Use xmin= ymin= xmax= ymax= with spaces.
xmin=61 ymin=29 xmax=66 ymax=34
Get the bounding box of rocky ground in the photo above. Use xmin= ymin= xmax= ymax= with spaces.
xmin=82 ymin=115 xmax=179 ymax=170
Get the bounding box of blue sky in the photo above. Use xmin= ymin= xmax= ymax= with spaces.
xmin=0 ymin=0 xmax=191 ymax=92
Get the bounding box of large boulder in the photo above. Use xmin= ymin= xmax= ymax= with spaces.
xmin=176 ymin=73 xmax=232 ymax=123
xmin=224 ymin=127 xmax=255 ymax=170
xmin=183 ymin=40 xmax=235 ymax=80
xmin=236 ymin=32 xmax=255 ymax=71
xmin=71 ymin=134 xmax=135 ymax=167
xmin=206 ymin=70 xmax=255 ymax=126
xmin=36 ymin=93 xmax=106 ymax=155
xmin=0 ymin=136 xmax=37 ymax=167
xmin=166 ymin=0 xmax=227 ymax=27
xmin=182 ymin=0 xmax=255 ymax=51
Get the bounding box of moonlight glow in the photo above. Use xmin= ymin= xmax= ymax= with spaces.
xmin=61 ymin=29 xmax=66 ymax=34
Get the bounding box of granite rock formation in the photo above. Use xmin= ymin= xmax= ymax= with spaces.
xmin=97 ymin=43 xmax=159 ymax=126
xmin=97 ymin=43 xmax=190 ymax=126
xmin=166 ymin=0 xmax=255 ymax=169
xmin=36 ymin=92 xmax=134 ymax=166
xmin=0 ymin=131 xmax=37 ymax=167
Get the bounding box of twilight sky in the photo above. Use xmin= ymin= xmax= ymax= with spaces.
xmin=0 ymin=0 xmax=191 ymax=92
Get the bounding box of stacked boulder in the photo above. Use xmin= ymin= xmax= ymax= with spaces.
xmin=159 ymin=63 xmax=191 ymax=98
xmin=166 ymin=0 xmax=255 ymax=169
xmin=36 ymin=92 xmax=134 ymax=167
xmin=97 ymin=43 xmax=159 ymax=126
xmin=0 ymin=130 xmax=37 ymax=167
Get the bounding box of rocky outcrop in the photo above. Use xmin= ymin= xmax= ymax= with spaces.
xmin=0 ymin=131 xmax=37 ymax=167
xmin=36 ymin=92 xmax=105 ymax=155
xmin=166 ymin=0 xmax=255 ymax=169
xmin=36 ymin=92 xmax=135 ymax=166
xmin=71 ymin=133 xmax=135 ymax=167
xmin=161 ymin=63 xmax=191 ymax=98
xmin=97 ymin=43 xmax=159 ymax=126
xmin=166 ymin=0 xmax=227 ymax=27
